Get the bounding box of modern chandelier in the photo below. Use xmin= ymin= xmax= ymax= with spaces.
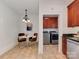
xmin=22 ymin=9 xmax=31 ymax=23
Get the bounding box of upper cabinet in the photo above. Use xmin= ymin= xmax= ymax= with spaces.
xmin=43 ymin=17 xmax=58 ymax=28
xmin=75 ymin=0 xmax=79 ymax=26
xmin=68 ymin=0 xmax=79 ymax=27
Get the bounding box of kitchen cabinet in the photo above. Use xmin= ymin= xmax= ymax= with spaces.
xmin=68 ymin=2 xmax=76 ymax=27
xmin=62 ymin=34 xmax=75 ymax=57
xmin=75 ymin=0 xmax=79 ymax=26
xmin=62 ymin=35 xmax=67 ymax=57
xmin=43 ymin=18 xmax=48 ymax=28
xmin=68 ymin=0 xmax=79 ymax=27
xmin=43 ymin=17 xmax=58 ymax=28
xmin=67 ymin=39 xmax=79 ymax=59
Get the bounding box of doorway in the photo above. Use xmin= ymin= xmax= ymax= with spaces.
xmin=43 ymin=15 xmax=59 ymax=51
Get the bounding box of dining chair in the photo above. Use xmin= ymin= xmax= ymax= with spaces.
xmin=29 ymin=33 xmax=38 ymax=46
xmin=18 ymin=33 xmax=27 ymax=48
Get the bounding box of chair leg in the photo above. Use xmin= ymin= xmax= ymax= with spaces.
xmin=29 ymin=42 xmax=37 ymax=47
xmin=18 ymin=42 xmax=21 ymax=48
xmin=24 ymin=41 xmax=27 ymax=47
xmin=18 ymin=42 xmax=20 ymax=48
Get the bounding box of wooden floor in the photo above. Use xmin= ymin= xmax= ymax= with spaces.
xmin=0 ymin=44 xmax=66 ymax=59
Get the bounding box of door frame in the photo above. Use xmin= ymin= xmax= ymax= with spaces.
xmin=43 ymin=14 xmax=59 ymax=49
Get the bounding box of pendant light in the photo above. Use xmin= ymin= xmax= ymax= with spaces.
xmin=22 ymin=9 xmax=31 ymax=23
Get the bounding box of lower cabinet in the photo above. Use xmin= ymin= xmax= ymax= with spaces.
xmin=67 ymin=39 xmax=79 ymax=59
xmin=62 ymin=35 xmax=67 ymax=57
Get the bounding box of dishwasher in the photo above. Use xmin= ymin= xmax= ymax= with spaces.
xmin=43 ymin=31 xmax=50 ymax=45
xmin=67 ymin=39 xmax=79 ymax=59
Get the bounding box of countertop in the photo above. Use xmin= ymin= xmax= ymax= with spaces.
xmin=63 ymin=34 xmax=79 ymax=43
xmin=68 ymin=37 xmax=79 ymax=42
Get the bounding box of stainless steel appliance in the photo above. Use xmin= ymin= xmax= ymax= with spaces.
xmin=50 ymin=31 xmax=58 ymax=44
xmin=43 ymin=31 xmax=50 ymax=45
xmin=43 ymin=31 xmax=58 ymax=45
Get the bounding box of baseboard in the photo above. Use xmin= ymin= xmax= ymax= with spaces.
xmin=0 ymin=42 xmax=17 ymax=56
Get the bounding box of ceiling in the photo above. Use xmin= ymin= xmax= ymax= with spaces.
xmin=2 ymin=0 xmax=39 ymax=16
xmin=2 ymin=0 xmax=74 ymax=16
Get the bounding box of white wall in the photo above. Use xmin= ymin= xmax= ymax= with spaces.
xmin=0 ymin=1 xmax=20 ymax=55
xmin=64 ymin=0 xmax=74 ymax=6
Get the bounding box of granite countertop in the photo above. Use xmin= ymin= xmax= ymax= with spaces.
xmin=67 ymin=37 xmax=79 ymax=42
xmin=63 ymin=34 xmax=79 ymax=42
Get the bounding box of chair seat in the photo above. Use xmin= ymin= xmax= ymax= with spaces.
xmin=29 ymin=37 xmax=37 ymax=42
xmin=32 ymin=36 xmax=36 ymax=38
xmin=18 ymin=38 xmax=26 ymax=42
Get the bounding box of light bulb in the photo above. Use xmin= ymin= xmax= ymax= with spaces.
xmin=22 ymin=19 xmax=27 ymax=23
xmin=27 ymin=20 xmax=31 ymax=23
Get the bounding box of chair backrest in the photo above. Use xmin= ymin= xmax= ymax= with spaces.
xmin=18 ymin=33 xmax=25 ymax=36
xmin=33 ymin=33 xmax=38 ymax=41
xmin=18 ymin=33 xmax=26 ymax=42
xmin=34 ymin=33 xmax=38 ymax=38
xmin=29 ymin=33 xmax=38 ymax=42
